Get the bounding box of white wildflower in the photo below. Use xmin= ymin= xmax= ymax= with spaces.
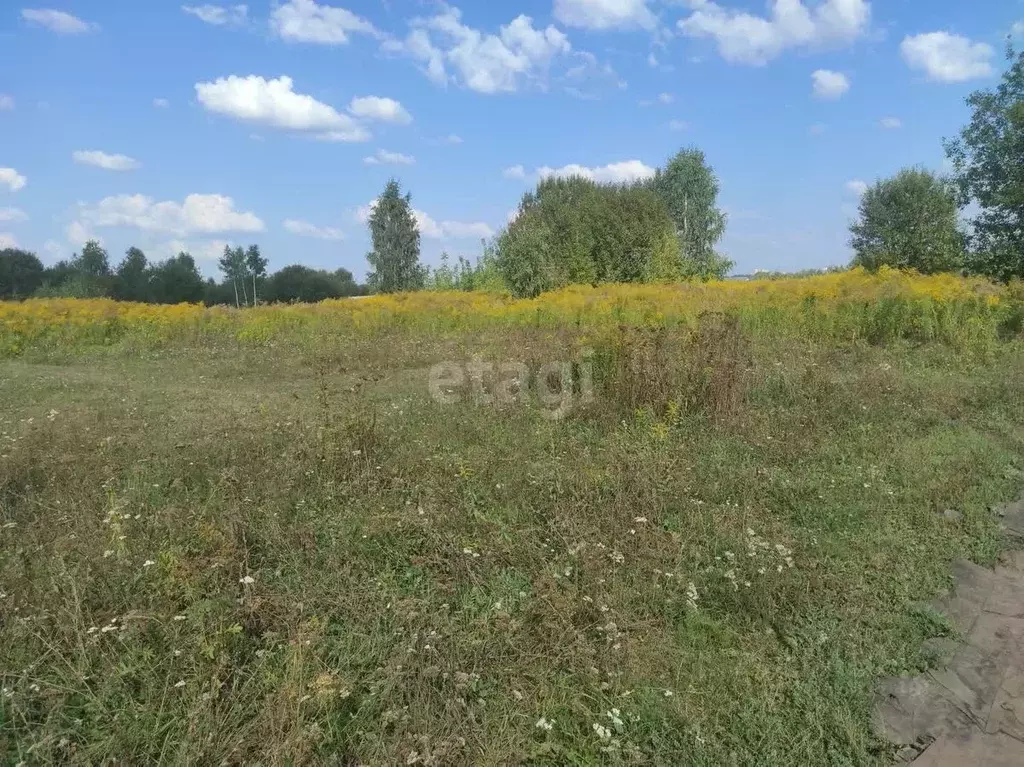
xmin=606 ymin=708 xmax=623 ymax=729
xmin=239 ymin=575 xmax=255 ymax=585
xmin=535 ymin=717 xmax=555 ymax=731
xmin=592 ymin=723 xmax=612 ymax=741
xmin=173 ymin=680 xmax=186 ymax=688
xmin=685 ymin=581 xmax=699 ymax=609
xmin=142 ymin=560 xmax=155 ymax=568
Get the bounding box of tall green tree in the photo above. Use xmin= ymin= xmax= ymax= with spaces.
xmin=0 ymin=248 xmax=45 ymax=299
xmin=849 ymin=168 xmax=964 ymax=273
xmin=496 ymin=176 xmax=681 ymax=297
xmin=365 ymin=179 xmax=425 ymax=293
xmin=114 ymin=247 xmax=150 ymax=302
xmin=218 ymin=245 xmax=247 ymax=307
xmin=150 ymin=252 xmax=205 ymax=304
xmin=944 ymin=47 xmax=1024 ymax=281
xmin=245 ymin=245 xmax=268 ymax=305
xmin=651 ymin=149 xmax=732 ymax=280
xmin=265 ymin=265 xmax=348 ymax=303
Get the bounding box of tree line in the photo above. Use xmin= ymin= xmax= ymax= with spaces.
xmin=362 ymin=149 xmax=733 ymax=298
xmin=0 ymin=242 xmax=367 ymax=303
xmin=850 ymin=47 xmax=1023 ymax=280
xmin=3 ymin=47 xmax=1020 ymax=304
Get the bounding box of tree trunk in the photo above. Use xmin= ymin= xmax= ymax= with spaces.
xmin=233 ymin=279 xmax=239 ymax=309
xmin=252 ymin=274 xmax=258 ymax=306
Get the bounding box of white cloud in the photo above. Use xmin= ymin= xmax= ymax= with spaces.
xmin=436 ymin=219 xmax=495 ymax=239
xmin=21 ymin=8 xmax=98 ymax=35
xmin=0 ymin=95 xmax=13 ymax=111
xmin=386 ymin=6 xmax=573 ymax=94
xmin=66 ymin=221 xmax=95 ymax=246
xmin=0 ymin=233 xmax=18 ymax=249
xmin=1013 ymin=21 xmax=1024 ymax=40
xmin=846 ymin=179 xmax=868 ymax=196
xmin=158 ymin=239 xmax=230 ymax=264
xmin=647 ymin=52 xmax=658 ymax=67
xmin=537 ymin=159 xmax=656 ymax=184
xmin=284 ymin=219 xmax=345 ymax=240
xmin=195 ymin=74 xmax=370 ymax=141
xmin=668 ymin=119 xmax=688 ymax=131
xmin=270 ymin=0 xmax=377 ymax=44
xmin=356 ymin=198 xmax=493 ymax=239
xmin=657 ymin=91 xmax=674 ymax=104
xmin=0 ymin=207 xmax=28 ymax=222
xmin=503 ymin=164 xmax=527 ymax=180
xmin=678 ymin=0 xmax=870 ymax=65
xmin=348 ymin=96 xmax=412 ymax=124
xmin=72 ymin=150 xmax=141 ymax=172
xmin=900 ymin=32 xmax=993 ymax=83
xmin=441 ymin=133 xmax=463 ymax=145
xmin=553 ymin=0 xmax=656 ymax=31
xmin=181 ymin=4 xmax=248 ymax=26
xmin=363 ymin=149 xmax=415 ymax=165
xmin=153 ymin=98 xmax=170 ymax=108
xmin=880 ymin=116 xmax=902 ymax=129
xmin=812 ymin=69 xmax=849 ymax=100
xmin=73 ymin=193 xmax=265 ymax=237
xmin=0 ymin=168 xmax=27 ymax=192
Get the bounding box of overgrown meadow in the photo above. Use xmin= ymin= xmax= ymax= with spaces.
xmin=2 ymin=268 xmax=1024 ymax=764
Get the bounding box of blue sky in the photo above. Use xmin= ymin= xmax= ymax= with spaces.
xmin=2 ymin=1 xmax=1021 ymax=280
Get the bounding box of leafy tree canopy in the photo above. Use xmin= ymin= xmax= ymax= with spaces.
xmin=849 ymin=168 xmax=964 ymax=274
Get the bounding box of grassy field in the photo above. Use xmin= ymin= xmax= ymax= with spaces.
xmin=2 ymin=271 xmax=1024 ymax=764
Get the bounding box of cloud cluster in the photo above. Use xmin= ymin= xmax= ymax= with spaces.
xmin=284 ymin=219 xmax=345 ymax=240
xmin=0 ymin=95 xmax=13 ymax=111
xmin=0 ymin=208 xmax=28 ymax=223
xmin=348 ymin=96 xmax=412 ymax=125
xmin=270 ymin=0 xmax=377 ymax=44
xmin=71 ymin=193 xmax=265 ymax=239
xmin=195 ymin=75 xmax=412 ymax=142
xmin=537 ymin=160 xmax=656 ymax=184
xmin=182 ymin=4 xmax=248 ymax=26
xmin=357 ymin=199 xmax=493 ymax=240
xmin=811 ymin=69 xmax=849 ymax=100
xmin=384 ymin=6 xmax=573 ymax=94
xmin=553 ymin=0 xmax=656 ymax=31
xmin=678 ymin=0 xmax=870 ymax=65
xmin=72 ymin=150 xmax=141 ymax=172
xmin=0 ymin=168 xmax=27 ymax=192
xmin=900 ymin=32 xmax=993 ymax=83
xmin=363 ymin=149 xmax=415 ymax=166
xmin=21 ymin=8 xmax=98 ymax=35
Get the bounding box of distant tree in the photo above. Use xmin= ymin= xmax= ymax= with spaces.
xmin=849 ymin=168 xmax=964 ymax=273
xmin=366 ymin=179 xmax=425 ymax=293
xmin=75 ymin=240 xmax=111 ymax=278
xmin=651 ymin=148 xmax=732 ymax=280
xmin=944 ymin=46 xmax=1024 ymax=281
xmin=150 ymin=252 xmax=205 ymax=304
xmin=496 ymin=176 xmax=681 ymax=297
xmin=265 ymin=265 xmax=346 ymax=303
xmin=35 ymin=241 xmax=114 ymax=297
xmin=0 ymin=249 xmax=45 ymax=299
xmin=331 ymin=267 xmax=363 ymax=297
xmin=218 ymin=245 xmax=248 ymax=307
xmin=245 ymin=245 xmax=268 ymax=305
xmin=114 ymin=247 xmax=150 ymax=302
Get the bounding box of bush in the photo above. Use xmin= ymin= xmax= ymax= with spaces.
xmin=496 ymin=176 xmax=682 ymax=297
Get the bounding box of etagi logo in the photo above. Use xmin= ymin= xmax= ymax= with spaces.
xmin=428 ymin=350 xmax=595 ymax=420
